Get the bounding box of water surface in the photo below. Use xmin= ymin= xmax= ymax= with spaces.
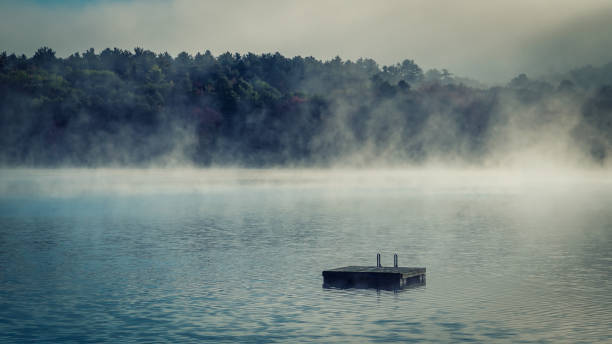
xmin=1 ymin=169 xmax=611 ymax=343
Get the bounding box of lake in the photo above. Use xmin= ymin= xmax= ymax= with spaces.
xmin=0 ymin=169 xmax=611 ymax=343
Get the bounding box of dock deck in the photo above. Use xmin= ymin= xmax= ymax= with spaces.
xmin=322 ymin=266 xmax=426 ymax=290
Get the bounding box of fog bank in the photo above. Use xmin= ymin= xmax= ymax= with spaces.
xmin=1 ymin=168 xmax=611 ymax=198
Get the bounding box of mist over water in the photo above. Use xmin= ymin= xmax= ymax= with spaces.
xmin=0 ymin=168 xmax=611 ymax=342
xmin=1 ymin=168 xmax=610 ymax=197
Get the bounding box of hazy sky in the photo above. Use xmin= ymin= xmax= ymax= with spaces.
xmin=2 ymin=0 xmax=612 ymax=83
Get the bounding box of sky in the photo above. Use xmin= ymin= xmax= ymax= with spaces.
xmin=2 ymin=0 xmax=612 ymax=83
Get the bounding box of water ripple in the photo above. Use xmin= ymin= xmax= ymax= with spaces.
xmin=1 ymin=182 xmax=611 ymax=342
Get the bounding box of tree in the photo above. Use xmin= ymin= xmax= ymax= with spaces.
xmin=399 ymin=59 xmax=423 ymax=82
xmin=32 ymin=47 xmax=56 ymax=69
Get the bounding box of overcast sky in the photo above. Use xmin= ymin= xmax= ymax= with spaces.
xmin=2 ymin=0 xmax=612 ymax=83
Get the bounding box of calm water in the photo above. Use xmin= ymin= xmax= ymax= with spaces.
xmin=0 ymin=169 xmax=611 ymax=343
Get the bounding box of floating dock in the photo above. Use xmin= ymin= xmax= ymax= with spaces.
xmin=322 ymin=254 xmax=426 ymax=290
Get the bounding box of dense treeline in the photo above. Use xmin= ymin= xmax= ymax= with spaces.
xmin=0 ymin=47 xmax=611 ymax=166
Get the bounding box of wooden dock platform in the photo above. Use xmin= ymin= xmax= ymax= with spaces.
xmin=322 ymin=266 xmax=426 ymax=290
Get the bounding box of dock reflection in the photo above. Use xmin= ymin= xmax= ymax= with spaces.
xmin=323 ymin=275 xmax=426 ymax=292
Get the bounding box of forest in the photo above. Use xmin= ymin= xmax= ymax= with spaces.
xmin=1 ymin=47 xmax=611 ymax=166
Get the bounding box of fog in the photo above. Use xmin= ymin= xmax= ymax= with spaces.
xmin=2 ymin=49 xmax=612 ymax=170
xmin=1 ymin=168 xmax=610 ymax=199
xmin=2 ymin=2 xmax=612 ymax=171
